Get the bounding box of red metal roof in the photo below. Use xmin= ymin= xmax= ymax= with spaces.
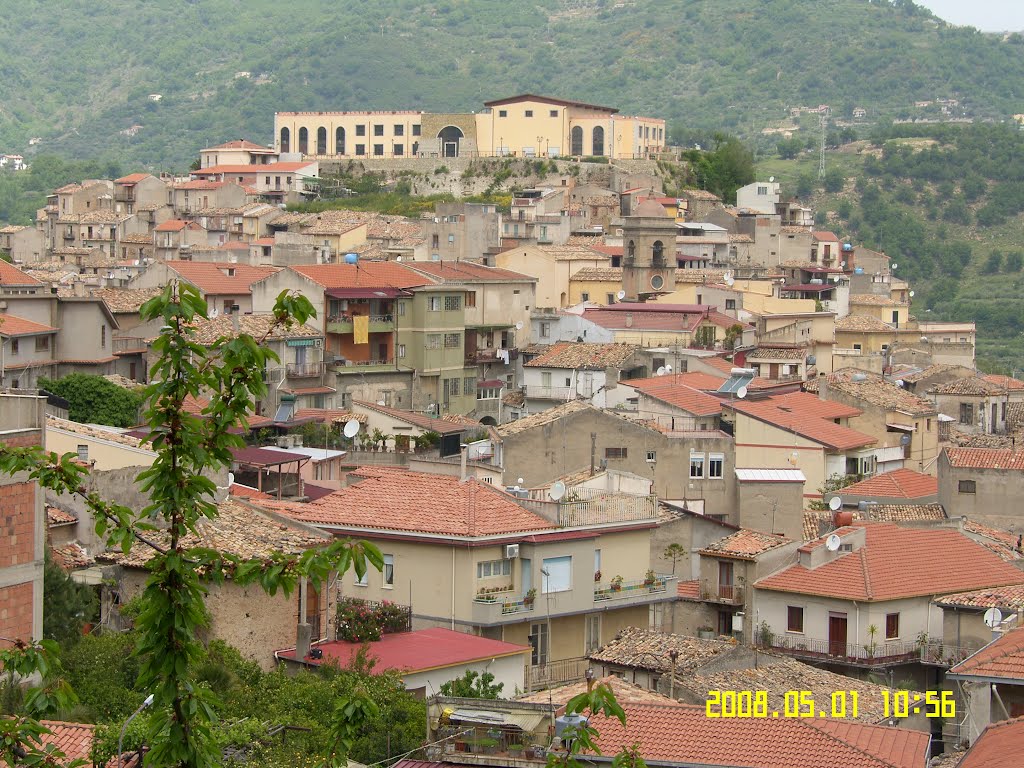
xmin=281 ymin=627 xmax=530 ymax=672
xmin=757 ymin=523 xmax=1024 ymax=602
xmin=839 ymin=469 xmax=938 ymax=500
xmin=957 ymin=716 xmax=1024 ymax=768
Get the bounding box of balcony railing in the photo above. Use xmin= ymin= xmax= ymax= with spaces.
xmin=699 ymin=581 xmax=744 ymax=605
xmin=326 ymin=314 xmax=395 ymax=334
xmin=594 ymin=574 xmax=673 ymax=602
xmin=466 ymin=347 xmax=519 ymax=365
xmin=332 ymin=359 xmax=396 ymax=375
xmin=523 ymin=385 xmax=576 ymax=401
xmin=919 ymin=640 xmax=977 ymax=667
xmin=112 ymin=336 xmax=147 ymax=355
xmin=759 ymin=635 xmax=921 ymax=666
xmin=524 ymin=656 xmax=590 ymax=692
xmin=471 ymin=593 xmax=535 ymax=624
xmin=285 ymin=361 xmax=325 ymax=378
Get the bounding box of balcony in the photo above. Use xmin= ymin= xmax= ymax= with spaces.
xmin=466 ymin=347 xmax=519 ymax=365
xmin=332 ymin=359 xmax=396 ymax=375
xmin=594 ymin=574 xmax=676 ymax=608
xmin=112 ymin=336 xmax=147 ymax=355
xmin=523 ymin=385 xmax=575 ymax=401
xmin=471 ymin=594 xmax=536 ymax=624
xmin=759 ymin=635 xmax=920 ymax=667
xmin=919 ymin=640 xmax=977 ymax=668
xmin=326 ymin=314 xmax=395 ymax=334
xmin=286 ymin=361 xmax=325 ymax=379
xmin=525 ymin=656 xmax=590 ymax=692
xmin=698 ymin=581 xmax=744 ymax=605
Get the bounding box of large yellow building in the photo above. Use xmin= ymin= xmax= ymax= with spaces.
xmin=274 ymin=94 xmax=666 ymax=160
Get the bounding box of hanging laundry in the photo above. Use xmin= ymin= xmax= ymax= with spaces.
xmin=353 ymin=314 xmax=369 ymax=345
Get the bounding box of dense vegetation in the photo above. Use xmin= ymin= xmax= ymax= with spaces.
xmin=0 ymin=0 xmax=1022 ymax=169
xmin=762 ymin=122 xmax=1024 ymax=372
xmin=39 ymin=373 xmax=143 ymax=428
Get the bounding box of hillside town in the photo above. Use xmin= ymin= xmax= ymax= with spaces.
xmin=3 ymin=94 xmax=1024 ymax=767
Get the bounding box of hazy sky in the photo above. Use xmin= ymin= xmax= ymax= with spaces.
xmin=915 ymin=0 xmax=1024 ymax=31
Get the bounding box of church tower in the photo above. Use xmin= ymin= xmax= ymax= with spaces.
xmin=620 ymin=199 xmax=677 ymax=302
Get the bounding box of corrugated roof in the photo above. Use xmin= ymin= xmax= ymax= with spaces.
xmin=735 ymin=468 xmax=806 ymax=483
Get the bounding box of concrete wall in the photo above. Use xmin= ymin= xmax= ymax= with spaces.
xmin=46 ymin=426 xmax=155 ymax=470
xmin=737 ymin=480 xmax=807 ymax=541
xmin=937 ymin=452 xmax=1024 ymax=529
xmin=403 ymin=652 xmax=528 ymax=698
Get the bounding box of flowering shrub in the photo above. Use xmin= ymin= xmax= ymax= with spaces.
xmin=336 ymin=598 xmax=411 ymax=642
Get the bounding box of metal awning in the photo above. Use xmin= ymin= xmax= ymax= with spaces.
xmin=449 ymin=710 xmax=545 ymax=732
xmin=885 ymin=423 xmax=915 ymax=432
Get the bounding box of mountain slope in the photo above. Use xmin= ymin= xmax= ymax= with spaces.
xmin=0 ymin=0 xmax=1022 ymax=168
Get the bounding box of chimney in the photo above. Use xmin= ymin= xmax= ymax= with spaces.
xmin=818 ymin=374 xmax=828 ymax=401
xmin=230 ymin=312 xmax=240 ymax=333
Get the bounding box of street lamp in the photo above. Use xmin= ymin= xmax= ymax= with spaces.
xmin=119 ymin=694 xmax=155 ymax=768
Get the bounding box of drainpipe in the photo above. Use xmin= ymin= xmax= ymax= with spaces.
xmin=295 ymin=576 xmax=312 ymax=661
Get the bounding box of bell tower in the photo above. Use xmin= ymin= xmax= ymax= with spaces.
xmin=621 ymin=199 xmax=677 ymax=302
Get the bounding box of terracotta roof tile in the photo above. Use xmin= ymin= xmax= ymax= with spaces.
xmin=0 ymin=314 xmax=57 ymax=337
xmin=174 ymin=314 xmax=321 ymax=346
xmin=569 ymin=266 xmax=624 ymax=281
xmin=957 ymin=716 xmax=1024 ymax=768
xmin=629 ymin=377 xmax=724 ymax=416
xmin=164 ymin=261 xmax=279 ymax=295
xmin=270 ymin=466 xmax=555 ymax=538
xmin=679 ymin=188 xmax=722 ymax=201
xmin=950 ymin=626 xmax=1024 ymax=682
xmin=353 ymin=400 xmax=467 ymax=435
xmin=524 ymin=341 xmax=640 ymax=370
xmin=402 ymin=261 xmax=534 ymax=283
xmin=516 ymin=675 xmax=683 ymax=707
xmin=677 ymin=578 xmax=701 ymax=599
xmin=290 ymin=262 xmax=432 ymax=290
xmin=757 ymin=523 xmax=1024 ymax=601
xmin=206 ymin=139 xmax=275 ymax=151
xmin=699 ymin=529 xmax=791 ymax=560
xmin=17 ymin=721 xmax=96 ymax=764
xmin=982 ymin=374 xmax=1024 ymax=391
xmin=805 ymin=369 xmax=936 ymax=416
xmin=195 ymin=162 xmax=313 ymax=175
xmin=46 ymin=506 xmax=77 ymax=526
xmin=839 ymin=469 xmax=938 ymax=500
xmin=849 ymin=294 xmax=906 ymax=306
xmin=589 ymin=627 xmax=735 ymax=673
xmin=0 ymin=260 xmax=44 ymax=286
xmin=894 ymin=363 xmax=967 ymax=384
xmin=935 ymin=583 xmax=1024 ymax=610
xmin=945 ymin=447 xmax=1024 ymax=470
xmin=115 ymin=173 xmax=151 ymax=184
xmin=46 ymin=416 xmax=146 ymax=449
xmin=931 ymin=376 xmax=1005 ymax=396
xmin=50 ymin=542 xmax=93 ymax=570
xmin=92 ymin=287 xmax=163 ymax=313
xmin=802 ymin=505 xmax=948 ymax=540
xmin=835 ymin=314 xmax=895 ymax=332
xmin=728 ymin=393 xmax=874 ymax=451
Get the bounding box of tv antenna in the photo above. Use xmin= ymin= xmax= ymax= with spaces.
xmin=825 ymin=533 xmax=842 ymax=552
xmin=828 ymin=496 xmax=842 ymax=512
xmin=549 ymin=481 xmax=567 ymax=502
xmin=343 ymin=419 xmax=361 ymax=438
xmin=984 ymin=607 xmax=1003 ymax=629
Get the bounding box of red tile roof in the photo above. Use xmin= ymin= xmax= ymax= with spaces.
xmin=957 ymin=716 xmax=1024 ymax=768
xmin=757 ymin=523 xmax=1024 ymax=602
xmin=291 ymin=262 xmax=432 ymax=290
xmin=114 ymin=173 xmax=151 ymax=184
xmin=935 ymin=583 xmax=1024 ymax=611
xmin=280 ymin=627 xmax=529 ymax=672
xmin=524 ymin=341 xmax=640 ymax=370
xmin=982 ymin=374 xmax=1024 ymax=391
xmin=950 ymin=626 xmax=1024 ymax=682
xmin=587 ymin=703 xmax=929 ymax=768
xmin=164 ymin=261 xmax=279 ymax=295
xmin=945 ymin=447 xmax=1024 ymax=470
xmin=811 ymin=230 xmax=840 ymax=242
xmin=154 ymin=219 xmax=194 ymax=232
xmin=20 ymin=721 xmax=96 ymax=764
xmin=729 ymin=393 xmax=874 ymax=451
xmin=172 ymin=179 xmax=229 ymax=190
xmin=630 ymin=371 xmax=726 ymax=390
xmin=272 ymin=465 xmax=555 ymax=537
xmin=0 ymin=314 xmax=57 ymax=337
xmin=699 ymin=529 xmax=791 ymax=560
xmin=629 ymin=377 xmax=724 ymax=416
xmin=353 ymin=400 xmax=467 ymax=435
xmin=206 ymin=139 xmax=275 ymax=151
xmin=677 ymin=579 xmax=701 ymax=599
xmin=229 ymin=483 xmax=273 ymax=500
xmin=0 ymin=260 xmax=43 ymax=286
xmin=403 ymin=261 xmax=535 ymax=282
xmin=838 ymin=469 xmax=938 ymax=500
xmin=46 ymin=506 xmax=77 ymax=526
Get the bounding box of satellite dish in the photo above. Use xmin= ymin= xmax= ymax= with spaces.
xmin=549 ymin=481 xmax=567 ymax=501
xmin=892 ymin=262 xmax=898 ymax=270
xmin=725 ymin=275 xmax=735 ymax=287
xmin=616 ymin=290 xmax=626 ymax=300
xmin=377 ymin=400 xmax=386 ymax=406
xmin=826 ymin=534 xmax=842 ymax=552
xmin=840 ymin=261 xmax=846 ymax=268
xmin=517 ymin=477 xmax=524 ymax=485
xmin=896 ymin=380 xmax=905 ymax=387
xmin=342 ymin=419 xmax=360 ymax=438
xmin=656 ymin=366 xmax=667 ymax=376
xmin=227 ymin=472 xmax=235 ymax=487
xmin=828 ymin=496 xmax=842 ymax=511
xmin=736 ymin=385 xmax=748 ymax=399
xmin=515 ymin=321 xmax=524 ymax=330
xmin=665 ymin=364 xmax=673 ymax=373
xmin=984 ymin=607 xmax=1003 ymax=629
xmin=769 ymin=176 xmax=775 ymax=182
xmin=909 ymin=290 xmax=915 ymax=297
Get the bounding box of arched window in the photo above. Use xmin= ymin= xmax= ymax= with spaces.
xmin=652 ymin=240 xmax=664 ymax=266
xmin=592 ymin=126 xmax=605 ymax=156
xmin=316 ymin=127 xmax=327 ymax=155
xmin=571 ymin=126 xmax=584 ymax=156
xmin=438 ymin=126 xmax=464 ymax=158
xmin=626 ymin=240 xmax=636 ymax=264
xmin=336 ymin=127 xmax=346 ymax=155
xmin=279 ymin=127 xmax=290 ymax=153
xmin=298 ymin=127 xmax=309 ymax=155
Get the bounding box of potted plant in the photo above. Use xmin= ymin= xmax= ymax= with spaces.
xmin=524 ymin=587 xmax=536 ymax=607
xmin=508 ymin=743 xmax=524 ymax=757
xmin=610 ymin=575 xmax=624 ymax=592
xmin=594 ymin=569 xmax=602 ymax=582
xmin=697 ymin=625 xmax=716 ymax=640
xmin=644 ymin=569 xmax=656 ymax=587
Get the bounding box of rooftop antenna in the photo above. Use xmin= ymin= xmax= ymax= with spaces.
xmin=825 ymin=533 xmax=842 ymax=552
xmin=828 ymin=496 xmax=842 ymax=512
xmin=984 ymin=607 xmax=1003 ymax=629
xmin=342 ymin=419 xmax=360 ymax=439
xmin=549 ymin=481 xmax=567 ymax=502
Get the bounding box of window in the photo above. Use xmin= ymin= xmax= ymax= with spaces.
xmin=447 ymin=377 xmax=460 ymax=396
xmin=528 ymin=622 xmax=548 ymax=665
xmin=852 ymin=343 xmax=862 ymax=351
xmin=426 ymin=334 xmax=441 ymax=349
xmin=412 ymin=124 xmax=421 ymax=136
xmin=607 ymin=293 xmax=616 ymax=304
xmin=757 ymin=185 xmax=768 ymax=195
xmin=958 ymin=479 xmax=977 ymax=494
xmin=960 ymin=403 xmax=974 ymax=425
xmin=541 ymin=556 xmax=572 ymax=593
xmin=498 ymin=110 xmax=508 ymax=118
xmin=463 ymin=377 xmax=475 ymax=395
xmin=477 ymin=559 xmax=512 ymax=578
xmin=76 ymin=445 xmax=89 ymax=462
xmin=465 ymin=292 xmax=476 ymax=308
xmin=397 ymin=301 xmax=406 ymax=317
xmin=355 ymin=144 xmax=365 ymax=156
xmin=646 ymin=450 xmax=657 ymax=463
xmin=378 ymin=554 xmax=394 ymax=587
xmin=539 ymin=322 xmax=550 ymax=338
xmin=541 ymin=371 xmax=552 ymax=387
xmin=373 ymin=144 xmax=384 ymax=156
xmin=356 ymin=124 xmax=366 ymax=136
xmin=428 ymin=296 xmax=441 ymax=312
xmin=725 ymin=299 xmax=736 ymax=310
xmin=885 ymin=612 xmax=899 ymax=640
xmin=549 ymin=109 xmax=559 ymax=118
xmin=373 ymin=124 xmax=384 ymax=136
xmin=34 ymin=336 xmax=49 ymax=352
xmin=444 ymin=333 xmax=461 ymax=348
xmin=581 ymin=292 xmax=590 ymax=302
xmin=397 ymin=344 xmax=406 ymax=358
xmin=9 ymin=339 xmax=17 ymax=355
xmin=605 ymin=447 xmax=627 ymax=459
xmin=585 ymin=614 xmax=601 ymax=654
xmin=393 ymin=144 xmax=404 ymax=156
xmin=787 ymin=606 xmax=804 ymax=633
xmin=444 ymin=295 xmax=462 ymax=311
xmin=594 ymin=548 xmax=601 ymax=575
xmin=101 ymin=325 xmax=106 ymax=347
xmin=524 ymin=110 xmax=533 ymax=117
xmin=690 ymin=453 xmax=705 ymax=478
xmin=393 ymin=124 xmax=404 ymax=136
xmin=708 ymin=453 xmax=724 ymax=479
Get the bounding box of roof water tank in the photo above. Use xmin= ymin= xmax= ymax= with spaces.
xmin=843 ymin=243 xmax=853 ymax=251
xmin=344 ymin=252 xmax=359 ymax=265
xmin=854 ymin=267 xmax=865 ymax=275
xmin=834 ymin=510 xmax=854 ymax=527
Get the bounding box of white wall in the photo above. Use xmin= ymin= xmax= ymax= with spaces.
xmin=402 ymin=652 xmax=528 ymax=697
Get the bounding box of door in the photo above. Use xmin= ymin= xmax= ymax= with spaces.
xmin=718 ymin=561 xmax=734 ymax=601
xmin=828 ymin=613 xmax=848 ymax=657
xmin=377 ymin=342 xmax=388 ymax=362
xmin=521 ymin=558 xmax=531 ymax=598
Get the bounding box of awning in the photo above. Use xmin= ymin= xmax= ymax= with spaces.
xmin=449 ymin=710 xmax=545 ymax=732
xmin=325 ymin=287 xmax=411 ymax=299
xmin=885 ymin=423 xmax=915 ymax=432
xmin=286 ymin=338 xmax=318 ymax=347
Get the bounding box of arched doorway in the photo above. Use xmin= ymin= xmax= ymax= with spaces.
xmin=336 ymin=127 xmax=345 ymax=155
xmin=316 ymin=127 xmax=327 ymax=155
xmin=592 ymin=126 xmax=605 ymax=156
xmin=438 ymin=126 xmax=464 ymax=158
xmin=298 ymin=127 xmax=309 ymax=155
xmin=479 ymin=416 xmax=497 ymax=426
xmin=571 ymin=126 xmax=584 ymax=156
xmin=279 ymin=127 xmax=290 ymax=153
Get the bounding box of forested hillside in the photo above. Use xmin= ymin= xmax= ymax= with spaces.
xmin=0 ymin=0 xmax=1022 ymax=169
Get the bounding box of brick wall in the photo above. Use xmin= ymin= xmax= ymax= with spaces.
xmin=0 ymin=429 xmax=42 ymax=448
xmin=1 ymin=481 xmax=37 ymax=568
xmin=0 ymin=582 xmax=35 ymax=642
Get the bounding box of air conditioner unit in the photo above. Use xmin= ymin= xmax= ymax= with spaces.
xmin=505 ymin=544 xmax=520 ymax=559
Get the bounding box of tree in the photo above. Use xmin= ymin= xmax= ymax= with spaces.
xmin=823 ymin=168 xmax=845 ymax=193
xmin=723 ymin=323 xmax=744 ymax=351
xmin=663 ymin=543 xmax=686 ymax=575
xmin=1006 ymin=251 xmax=1024 ymax=272
xmin=808 ymin=473 xmax=863 ymax=510
xmin=439 ymin=670 xmax=504 ymax=699
xmin=0 ymin=284 xmax=384 ymax=768
xmin=685 ymin=135 xmax=755 ymax=204
xmin=38 ymin=373 xmax=145 ymax=428
xmin=982 ymin=250 xmax=1003 ymax=275
xmin=42 ymin=551 xmax=98 ymax=647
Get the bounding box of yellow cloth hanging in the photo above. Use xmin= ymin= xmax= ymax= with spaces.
xmin=353 ymin=314 xmax=369 ymax=345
